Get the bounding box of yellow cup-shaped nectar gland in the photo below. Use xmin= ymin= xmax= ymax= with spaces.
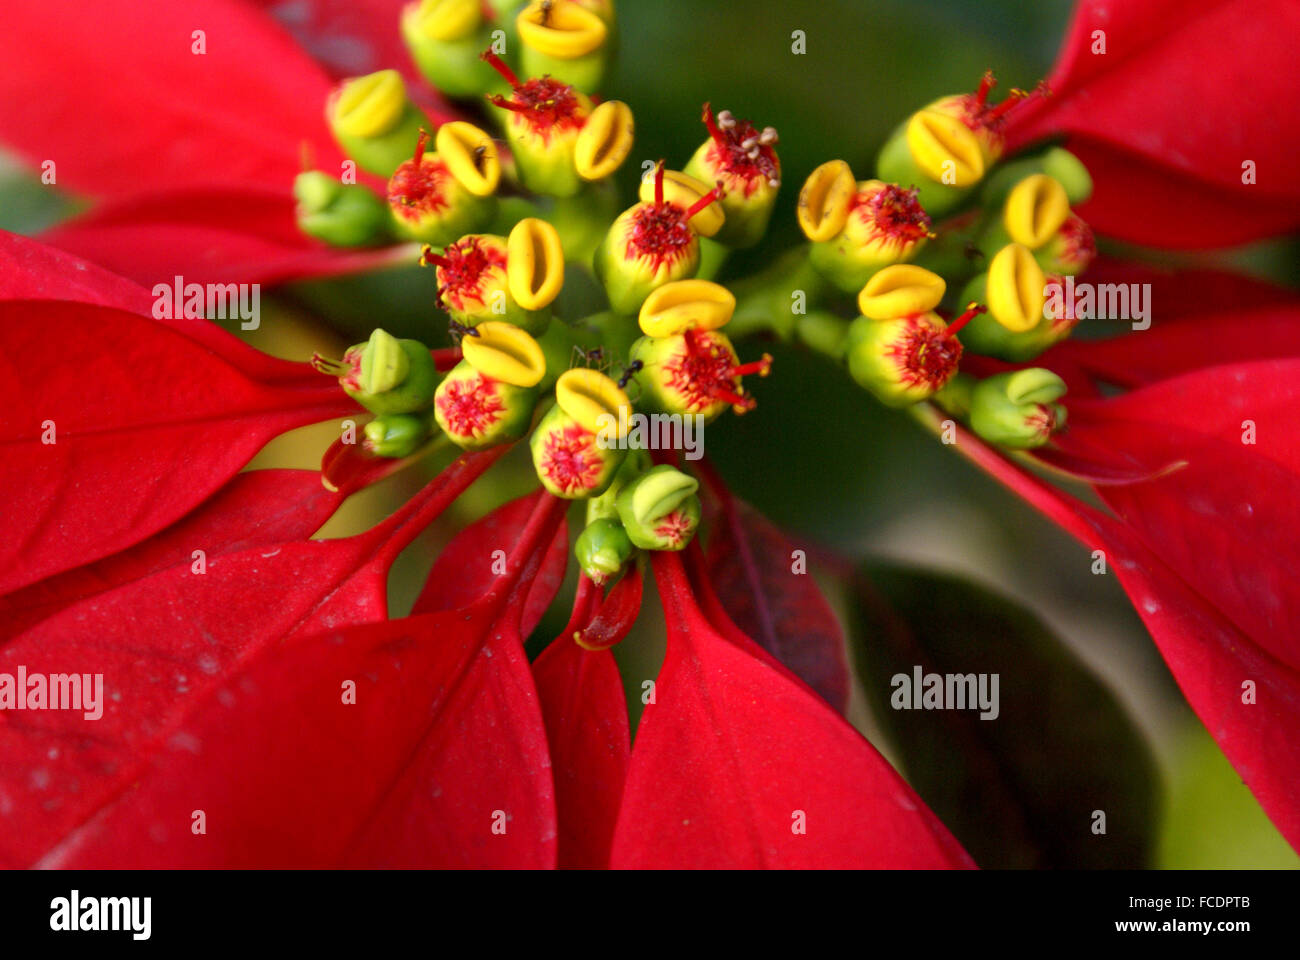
xmin=797 ymin=160 xmax=856 ymax=242
xmin=857 ymin=265 xmax=947 ymax=320
xmin=575 ymin=100 xmax=634 ymax=181
xmin=906 ymin=109 xmax=985 ymax=187
xmin=407 ymin=0 xmax=482 ymax=41
xmin=460 ymin=321 xmax=547 ymax=388
xmin=1003 ymin=173 xmax=1070 ymax=250
xmin=435 ymin=121 xmax=500 ymax=197
xmin=639 ymin=279 xmax=736 ymax=337
xmin=986 ymin=243 xmax=1046 ymax=332
xmin=555 ymin=368 xmax=632 ymax=437
xmin=330 ymin=69 xmax=409 ymax=139
xmin=638 ymin=169 xmax=725 ymax=237
xmin=507 ymin=218 xmax=566 ymax=311
xmin=517 ymin=0 xmax=607 ymax=58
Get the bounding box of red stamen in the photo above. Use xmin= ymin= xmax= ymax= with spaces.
xmin=684 ymin=185 xmax=723 ymax=220
xmin=730 ymin=353 xmax=773 ymax=378
xmin=653 ymin=160 xmax=665 ymax=207
xmin=701 ymin=101 xmax=725 ymax=145
xmin=480 ymin=49 xmax=521 ymax=88
xmin=419 ymin=244 xmax=451 ymax=269
xmin=986 ymin=81 xmax=1050 ymax=123
xmin=974 ymin=70 xmax=996 ymax=107
xmin=945 ymin=302 xmax=986 ymax=337
xmin=485 ymin=93 xmax=529 ymax=114
xmin=412 ymin=128 xmax=429 ymax=165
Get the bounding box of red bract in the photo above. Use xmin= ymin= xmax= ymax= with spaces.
xmin=1006 ymin=0 xmax=1300 ymax=247
xmin=0 ymin=449 xmax=509 ymax=867
xmin=609 ymin=551 xmax=975 ymax=869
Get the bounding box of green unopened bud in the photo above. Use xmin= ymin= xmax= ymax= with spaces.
xmin=401 ymin=0 xmax=502 ymax=98
xmin=294 ymin=172 xmax=390 ymax=247
xmin=586 ymin=447 xmax=651 ymax=523
xmin=327 ymin=70 xmax=429 ymax=177
xmin=433 ymin=358 xmax=538 ymax=449
xmin=981 ymin=147 xmax=1094 ymax=211
xmin=932 ymin=371 xmax=976 ymax=419
xmin=574 ymin=517 xmax=636 ymax=584
xmin=615 ymin=465 xmax=702 ymax=551
xmin=363 ymin=412 xmax=430 ymax=457
xmin=516 ymin=0 xmax=610 ymax=92
xmin=314 ymin=329 xmax=440 ymax=414
xmin=969 ymin=369 xmax=1067 ymax=449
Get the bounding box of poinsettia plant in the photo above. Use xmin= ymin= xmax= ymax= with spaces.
xmin=0 ymin=0 xmax=1296 ymax=869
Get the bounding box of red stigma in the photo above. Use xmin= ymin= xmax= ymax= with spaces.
xmin=436 ymin=373 xmax=506 ymax=439
xmin=700 ymin=102 xmax=781 ymax=196
xmin=664 ymin=329 xmax=772 ymax=414
xmin=851 ymin=184 xmax=932 ymax=246
xmin=538 ymin=423 xmax=606 ymax=494
xmin=387 ymin=153 xmax=451 ymax=223
xmin=945 ymin=301 xmax=986 ymax=337
xmin=886 ymin=317 xmax=963 ymax=391
xmin=625 ymin=203 xmax=695 ymax=274
xmin=484 ymin=60 xmax=583 ymax=142
xmin=653 ymin=160 xmax=665 ymax=207
xmin=954 ymin=72 xmax=1051 ymax=133
xmin=429 ymin=236 xmax=507 ymax=312
xmin=480 ymin=49 xmax=521 ymax=88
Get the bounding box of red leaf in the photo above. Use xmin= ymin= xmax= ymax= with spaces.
xmin=1007 ymin=0 xmax=1300 ymax=247
xmin=0 ymin=0 xmax=344 ymax=197
xmin=0 ymin=450 xmax=508 ymax=867
xmin=0 ymin=469 xmax=343 ymax=637
xmin=0 ymin=228 xmax=328 ymax=388
xmin=934 ymin=410 xmax=1300 ymax=851
xmin=697 ymin=464 xmax=851 ymax=714
xmin=609 ymin=551 xmax=976 ymax=869
xmin=533 ymin=581 xmax=630 ymax=869
xmin=1046 ymin=303 xmax=1300 ymax=390
xmin=40 ymin=187 xmax=403 ymax=289
xmin=0 ymin=301 xmax=357 ymax=594
xmin=412 ymin=490 xmax=570 ymax=638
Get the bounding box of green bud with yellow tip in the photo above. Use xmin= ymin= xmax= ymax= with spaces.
xmin=957 ymin=248 xmax=1078 ymax=362
xmin=845 ymin=305 xmax=975 ymax=409
xmin=401 ymin=0 xmax=502 ymax=98
xmin=969 ymin=368 xmax=1068 ymax=449
xmin=615 ymin=465 xmax=702 ymax=552
xmin=293 ymin=172 xmax=390 ymax=247
xmin=363 ymin=413 xmax=431 ymax=458
xmin=516 ymin=0 xmax=610 ymax=93
xmin=684 ymin=104 xmax=781 ymax=249
xmin=326 ymin=70 xmax=430 ymax=177
xmin=574 ymin=517 xmax=637 ymax=584
xmin=387 ymin=127 xmax=499 ymax=246
xmin=433 ymin=360 xmax=538 ymax=450
xmin=629 ymin=327 xmax=770 ymax=422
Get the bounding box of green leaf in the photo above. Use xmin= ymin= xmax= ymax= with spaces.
xmin=850 ymin=563 xmax=1159 ymax=868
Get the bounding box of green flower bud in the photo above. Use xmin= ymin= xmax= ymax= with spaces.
xmin=363 ymin=413 xmax=431 ymax=458
xmin=313 ymin=329 xmax=441 ymax=415
xmin=845 ymin=303 xmax=981 ymax=408
xmin=423 ymin=233 xmax=551 ymax=335
xmin=875 ymin=121 xmax=975 ymax=219
xmin=981 ymin=147 xmax=1094 ymax=211
xmin=629 ymin=328 xmax=771 ymax=421
xmin=969 ymin=369 xmax=1068 ymax=449
xmin=957 ymin=272 xmax=1078 ymax=363
xmin=326 ymin=70 xmax=430 ymax=177
xmin=516 ymin=0 xmax=610 ymax=93
xmin=586 ymin=447 xmax=652 ymax=523
xmin=614 ymin=465 xmax=702 ymax=551
xmin=387 ymin=131 xmax=498 ymax=246
xmin=574 ymin=517 xmax=636 ymax=584
xmin=400 ymin=0 xmax=502 ymax=98
xmin=294 ymin=172 xmax=390 ymax=247
xmin=529 ymin=402 xmax=626 ymax=499
xmin=1034 ymin=214 xmax=1096 ymax=277
xmin=932 ymin=371 xmax=976 ymax=419
xmin=683 ymin=104 xmax=781 ymax=249
xmin=802 ymin=177 xmax=932 ymax=293
xmin=433 ymin=358 xmax=538 ymax=449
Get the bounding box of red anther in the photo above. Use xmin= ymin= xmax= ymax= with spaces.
xmin=684 ymin=184 xmax=724 ymax=219
xmin=576 ymin=564 xmax=644 ymax=651
xmin=945 ymin=302 xmax=987 ymax=337
xmin=419 ymin=244 xmax=452 ymax=269
xmin=480 ymin=49 xmax=521 ymax=88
